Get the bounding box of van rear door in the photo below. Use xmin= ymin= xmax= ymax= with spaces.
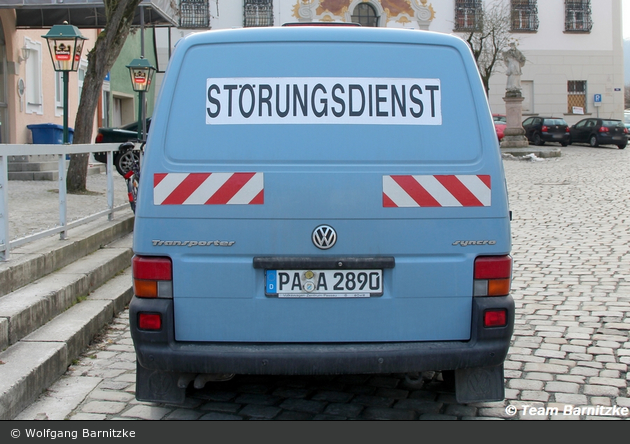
xmin=134 ymin=27 xmax=510 ymax=344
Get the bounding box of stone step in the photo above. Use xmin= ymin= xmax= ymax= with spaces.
xmin=0 ymin=270 xmax=134 ymax=420
xmin=7 ymin=164 xmax=107 ymax=181
xmin=0 ymin=234 xmax=133 ymax=351
xmin=0 ymin=214 xmax=134 ymax=420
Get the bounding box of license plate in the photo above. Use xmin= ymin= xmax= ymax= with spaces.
xmin=265 ymin=269 xmax=383 ymax=298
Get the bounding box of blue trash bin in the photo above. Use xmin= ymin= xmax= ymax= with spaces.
xmin=27 ymin=123 xmax=74 ymax=144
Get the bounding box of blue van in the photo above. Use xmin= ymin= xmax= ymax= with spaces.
xmin=130 ymin=26 xmax=513 ymax=405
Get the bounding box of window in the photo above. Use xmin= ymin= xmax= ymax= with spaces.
xmin=568 ymin=80 xmax=587 ymax=114
xmin=78 ymin=59 xmax=87 ymax=101
xmin=102 ymin=78 xmax=111 ymax=128
xmin=244 ymin=0 xmax=273 ymax=27
xmin=54 ymin=71 xmax=64 ymax=116
xmin=24 ymin=38 xmax=43 ymax=115
xmin=565 ymin=0 xmax=592 ymax=32
xmin=521 ymin=80 xmax=534 ymax=114
xmin=351 ymin=3 xmax=379 ymax=27
xmin=179 ymin=0 xmax=209 ymax=28
xmin=511 ymin=0 xmax=538 ymax=32
xmin=454 ymin=0 xmax=482 ymax=32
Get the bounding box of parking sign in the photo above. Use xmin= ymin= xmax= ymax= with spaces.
xmin=594 ymin=94 xmax=602 ymax=107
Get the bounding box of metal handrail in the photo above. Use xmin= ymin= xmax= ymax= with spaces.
xmin=0 ymin=143 xmax=125 ymax=261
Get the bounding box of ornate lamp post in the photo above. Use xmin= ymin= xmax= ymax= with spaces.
xmin=126 ymin=57 xmax=156 ymax=141
xmin=42 ymin=23 xmax=87 ymax=144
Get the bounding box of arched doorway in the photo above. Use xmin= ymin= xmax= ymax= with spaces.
xmin=351 ymin=2 xmax=379 ymax=27
xmin=0 ymin=19 xmax=7 ymax=143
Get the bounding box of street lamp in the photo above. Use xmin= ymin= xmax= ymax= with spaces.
xmin=42 ymin=23 xmax=87 ymax=144
xmin=126 ymin=57 xmax=156 ymax=141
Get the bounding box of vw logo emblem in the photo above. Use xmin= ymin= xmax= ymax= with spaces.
xmin=312 ymin=225 xmax=337 ymax=250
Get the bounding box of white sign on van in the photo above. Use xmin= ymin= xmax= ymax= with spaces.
xmin=206 ymin=77 xmax=441 ymax=125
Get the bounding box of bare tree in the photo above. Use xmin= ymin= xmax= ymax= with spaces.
xmin=458 ymin=0 xmax=515 ymax=96
xmin=67 ymin=0 xmax=143 ymax=193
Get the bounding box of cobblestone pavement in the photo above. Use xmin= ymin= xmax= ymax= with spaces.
xmin=15 ymin=146 xmax=630 ymax=420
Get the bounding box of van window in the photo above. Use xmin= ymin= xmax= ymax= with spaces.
xmin=164 ymin=42 xmax=484 ymax=164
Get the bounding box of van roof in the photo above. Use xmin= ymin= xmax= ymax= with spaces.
xmin=178 ymin=25 xmax=470 ymax=50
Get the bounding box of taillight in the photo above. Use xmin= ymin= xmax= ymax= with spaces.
xmin=473 ymin=255 xmax=512 ymax=297
xmin=138 ymin=313 xmax=162 ymax=330
xmin=624 ymin=127 xmax=629 ymax=134
xmin=599 ymin=127 xmax=609 ymax=133
xmin=484 ymin=309 xmax=507 ymax=327
xmin=565 ymin=127 xmax=570 ymax=133
xmin=132 ymin=256 xmax=173 ymax=298
xmin=95 ymin=133 xmax=104 ymax=143
xmin=541 ymin=126 xmax=548 ymax=132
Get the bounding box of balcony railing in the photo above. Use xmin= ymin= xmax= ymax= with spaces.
xmin=454 ymin=0 xmax=483 ymax=32
xmin=565 ymin=0 xmax=593 ymax=32
xmin=179 ymin=0 xmax=210 ymax=29
xmin=244 ymin=0 xmax=274 ymax=27
xmin=511 ymin=0 xmax=539 ymax=32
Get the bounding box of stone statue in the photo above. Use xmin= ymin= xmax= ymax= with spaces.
xmin=503 ymin=43 xmax=526 ymax=94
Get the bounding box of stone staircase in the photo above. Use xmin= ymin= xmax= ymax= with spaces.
xmin=0 ymin=213 xmax=135 ymax=420
xmin=7 ymin=155 xmax=106 ymax=181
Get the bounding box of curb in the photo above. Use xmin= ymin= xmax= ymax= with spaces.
xmin=501 ymin=146 xmax=562 ymax=158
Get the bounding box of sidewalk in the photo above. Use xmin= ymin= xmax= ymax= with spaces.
xmin=5 ymin=169 xmax=130 ymax=242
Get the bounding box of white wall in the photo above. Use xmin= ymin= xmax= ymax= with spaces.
xmin=155 ymin=0 xmax=625 ymax=123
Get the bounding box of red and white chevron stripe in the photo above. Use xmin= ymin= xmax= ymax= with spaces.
xmin=383 ymin=175 xmax=491 ymax=207
xmin=153 ymin=172 xmax=264 ymax=205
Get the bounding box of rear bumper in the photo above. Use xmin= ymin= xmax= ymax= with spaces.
xmin=542 ymin=133 xmax=570 ymax=144
xmin=130 ymin=295 xmax=514 ymax=375
xmin=599 ymin=134 xmax=628 ymax=145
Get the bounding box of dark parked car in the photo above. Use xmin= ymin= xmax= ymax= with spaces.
xmin=94 ymin=119 xmax=151 ymax=175
xmin=569 ymin=118 xmax=628 ymax=149
xmin=522 ymin=116 xmax=570 ymax=146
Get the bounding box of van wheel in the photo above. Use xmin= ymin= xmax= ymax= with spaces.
xmin=533 ymin=133 xmax=544 ymax=146
xmin=618 ymin=144 xmax=627 ymax=149
xmin=589 ymin=135 xmax=599 ymax=147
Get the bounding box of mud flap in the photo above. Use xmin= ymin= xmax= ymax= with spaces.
xmin=135 ymin=362 xmax=186 ymax=405
xmin=455 ymin=364 xmax=505 ymax=403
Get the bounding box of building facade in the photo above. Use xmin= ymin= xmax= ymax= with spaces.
xmin=172 ymin=0 xmax=624 ymax=124
xmin=0 ymin=2 xmax=174 ymax=145
xmin=0 ymin=9 xmax=100 ymax=145
xmin=0 ymin=1 xmax=624 ymax=145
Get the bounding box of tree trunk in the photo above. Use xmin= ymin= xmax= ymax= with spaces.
xmin=67 ymin=0 xmax=143 ymax=193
